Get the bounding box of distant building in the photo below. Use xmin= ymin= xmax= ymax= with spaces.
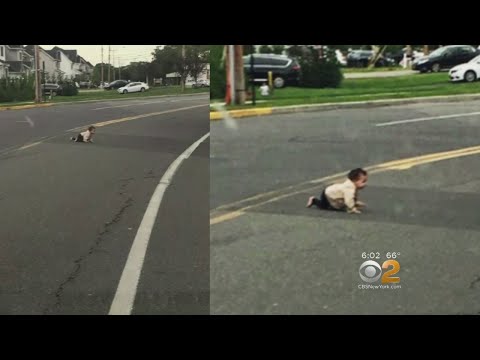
xmin=166 ymin=63 xmax=210 ymax=86
xmin=0 ymin=45 xmax=34 ymax=78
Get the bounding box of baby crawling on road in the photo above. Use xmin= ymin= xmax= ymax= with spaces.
xmin=70 ymin=126 xmax=96 ymax=143
xmin=307 ymin=168 xmax=368 ymax=214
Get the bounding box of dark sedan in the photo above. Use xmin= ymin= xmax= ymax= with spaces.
xmin=347 ymin=50 xmax=396 ymax=68
xmin=104 ymin=80 xmax=129 ymax=90
xmin=412 ymin=45 xmax=480 ymax=73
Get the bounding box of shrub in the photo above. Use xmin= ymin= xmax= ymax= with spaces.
xmin=0 ymin=75 xmax=35 ymax=102
xmin=210 ymin=45 xmax=226 ymax=99
xmin=299 ymin=47 xmax=343 ymax=88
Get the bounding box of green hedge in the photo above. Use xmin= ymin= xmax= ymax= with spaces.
xmin=0 ymin=76 xmax=35 ymax=102
xmin=210 ymin=45 xmax=226 ymax=99
xmin=58 ymin=80 xmax=78 ymax=96
xmin=299 ymin=61 xmax=343 ymax=88
xmin=299 ymin=47 xmax=343 ymax=88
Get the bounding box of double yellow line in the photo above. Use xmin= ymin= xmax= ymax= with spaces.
xmin=210 ymin=144 xmax=480 ymax=226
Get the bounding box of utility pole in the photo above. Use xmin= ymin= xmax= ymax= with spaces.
xmin=112 ymin=50 xmax=116 ymax=81
xmin=234 ymin=45 xmax=245 ymax=105
xmin=228 ymin=45 xmax=235 ymax=104
xmin=249 ymin=47 xmax=256 ymax=106
xmin=108 ymin=45 xmax=111 ymax=83
xmin=181 ymin=45 xmax=186 ymax=92
xmin=34 ymin=45 xmax=41 ymax=103
xmin=101 ymin=45 xmax=104 ymax=86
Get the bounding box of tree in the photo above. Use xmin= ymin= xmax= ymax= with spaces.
xmin=297 ymin=46 xmax=343 ymax=88
xmin=259 ymin=45 xmax=273 ymax=54
xmin=186 ymin=45 xmax=209 ymax=83
xmin=92 ymin=63 xmax=115 ymax=85
xmin=151 ymin=45 xmax=187 ymax=89
xmin=368 ymin=45 xmax=388 ymax=69
xmin=152 ymin=45 xmax=210 ymax=91
xmin=286 ymin=45 xmax=307 ymax=58
xmin=210 ymin=45 xmax=226 ymax=99
xmin=271 ymin=45 xmax=285 ymax=55
xmin=243 ymin=45 xmax=255 ymax=56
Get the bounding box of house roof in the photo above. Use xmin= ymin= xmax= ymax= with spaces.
xmin=45 ymin=49 xmax=58 ymax=59
xmin=51 ymin=47 xmax=78 ymax=63
xmin=43 ymin=46 xmax=92 ymax=66
xmin=23 ymin=45 xmax=37 ymax=57
xmin=7 ymin=45 xmax=23 ymax=49
xmin=24 ymin=45 xmax=59 ymax=62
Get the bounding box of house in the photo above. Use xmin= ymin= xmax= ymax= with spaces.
xmin=46 ymin=47 xmax=94 ymax=80
xmin=46 ymin=46 xmax=76 ymax=78
xmin=0 ymin=45 xmax=7 ymax=78
xmin=24 ymin=45 xmax=62 ymax=81
xmin=166 ymin=63 xmax=210 ymax=87
xmin=0 ymin=45 xmax=34 ymax=78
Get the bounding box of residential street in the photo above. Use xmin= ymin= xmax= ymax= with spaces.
xmin=211 ymin=99 xmax=480 ymax=315
xmin=0 ymin=94 xmax=210 ymax=315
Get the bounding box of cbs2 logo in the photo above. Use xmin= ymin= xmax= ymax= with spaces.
xmin=359 ymin=260 xmax=400 ymax=284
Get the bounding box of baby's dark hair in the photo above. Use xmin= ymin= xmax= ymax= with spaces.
xmin=348 ymin=168 xmax=367 ymax=181
xmin=88 ymin=126 xmax=96 ymax=131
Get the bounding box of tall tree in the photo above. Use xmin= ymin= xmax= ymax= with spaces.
xmin=152 ymin=45 xmax=210 ymax=88
xmin=259 ymin=45 xmax=273 ymax=54
xmin=186 ymin=45 xmax=210 ymax=83
xmin=271 ymin=45 xmax=285 ymax=55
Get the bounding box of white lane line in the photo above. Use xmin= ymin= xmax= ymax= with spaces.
xmin=25 ymin=116 xmax=34 ymax=127
xmin=376 ymin=111 xmax=480 ymax=127
xmin=92 ymin=101 xmax=165 ymax=111
xmin=66 ymin=104 xmax=208 ymax=133
xmin=108 ymin=132 xmax=210 ymax=315
xmin=15 ymin=116 xmax=35 ymax=127
xmin=92 ymin=95 xmax=205 ymax=110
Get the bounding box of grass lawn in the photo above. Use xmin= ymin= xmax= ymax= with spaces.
xmin=51 ymin=86 xmax=208 ymax=103
xmin=342 ymin=66 xmax=404 ymax=73
xmin=215 ymin=73 xmax=480 ymax=110
xmin=0 ymin=86 xmax=208 ymax=107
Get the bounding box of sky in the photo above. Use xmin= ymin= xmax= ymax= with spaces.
xmin=39 ymin=45 xmax=162 ymax=66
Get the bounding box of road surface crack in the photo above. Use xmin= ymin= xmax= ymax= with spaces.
xmin=469 ymin=276 xmax=480 ymax=290
xmin=43 ymin=178 xmax=135 ymax=314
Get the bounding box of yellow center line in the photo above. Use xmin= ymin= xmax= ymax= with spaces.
xmin=8 ymin=104 xmax=208 ymax=154
xmin=210 ymin=145 xmax=480 ymax=226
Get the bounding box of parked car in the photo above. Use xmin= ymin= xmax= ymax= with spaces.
xmin=412 ymin=45 xmax=480 ymax=73
xmin=104 ymin=80 xmax=128 ymax=90
xmin=117 ymin=82 xmax=149 ymax=94
xmin=243 ymin=54 xmax=301 ymax=88
xmin=347 ymin=50 xmax=396 ymax=68
xmin=449 ymin=55 xmax=480 ymax=82
xmin=79 ymin=81 xmax=96 ymax=89
xmin=192 ymin=79 xmax=210 ymax=88
xmin=42 ymin=83 xmax=62 ymax=96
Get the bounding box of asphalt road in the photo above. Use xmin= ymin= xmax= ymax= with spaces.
xmin=0 ymin=94 xmax=210 ymax=315
xmin=210 ymin=99 xmax=480 ymax=315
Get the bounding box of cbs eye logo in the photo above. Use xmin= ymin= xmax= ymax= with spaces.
xmin=359 ymin=260 xmax=400 ymax=283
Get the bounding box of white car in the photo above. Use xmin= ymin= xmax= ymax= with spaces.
xmin=117 ymin=82 xmax=149 ymax=94
xmin=449 ymin=55 xmax=480 ymax=83
xmin=192 ymin=79 xmax=210 ymax=88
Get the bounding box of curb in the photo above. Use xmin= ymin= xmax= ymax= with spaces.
xmin=210 ymin=93 xmax=480 ymax=121
xmin=210 ymin=107 xmax=273 ymax=121
xmin=0 ymin=103 xmax=54 ymax=111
